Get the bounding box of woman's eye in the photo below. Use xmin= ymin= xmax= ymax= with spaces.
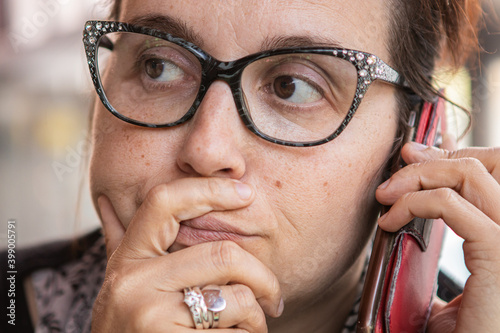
xmin=273 ymin=76 xmax=322 ymax=104
xmin=144 ymin=58 xmax=183 ymax=82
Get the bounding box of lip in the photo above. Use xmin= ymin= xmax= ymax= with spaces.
xmin=175 ymin=216 xmax=256 ymax=246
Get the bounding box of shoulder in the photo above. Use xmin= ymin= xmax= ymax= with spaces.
xmin=0 ymin=229 xmax=104 ymax=333
xmin=12 ymin=228 xmax=103 ymax=276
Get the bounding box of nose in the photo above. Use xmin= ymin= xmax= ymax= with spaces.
xmin=176 ymin=81 xmax=247 ymax=179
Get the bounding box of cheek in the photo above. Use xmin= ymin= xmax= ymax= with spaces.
xmin=260 ymin=91 xmax=398 ymax=295
xmin=260 ymin=83 xmax=398 ymax=215
xmin=260 ymin=148 xmax=384 ymax=300
xmin=89 ymin=104 xmax=181 ymax=225
xmin=264 ymin=129 xmax=394 ymax=234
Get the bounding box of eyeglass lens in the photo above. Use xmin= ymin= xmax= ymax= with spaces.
xmin=97 ymin=32 xmax=358 ymax=143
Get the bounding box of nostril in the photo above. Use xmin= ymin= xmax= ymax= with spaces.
xmin=220 ymin=168 xmax=231 ymax=173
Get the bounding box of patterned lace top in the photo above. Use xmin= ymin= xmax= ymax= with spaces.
xmin=31 ymin=234 xmax=364 ymax=333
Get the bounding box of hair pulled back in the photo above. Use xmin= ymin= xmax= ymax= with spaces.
xmin=388 ymin=0 xmax=483 ymax=150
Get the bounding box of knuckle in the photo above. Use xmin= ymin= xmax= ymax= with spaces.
xmin=105 ymin=264 xmax=146 ymax=302
xmin=129 ymin=304 xmax=155 ymax=331
xmin=401 ymin=191 xmax=418 ymax=204
xmin=146 ymin=184 xmax=170 ymax=208
xmin=434 ymin=187 xmax=458 ymax=204
xmin=460 ymin=157 xmax=487 ymax=174
xmin=210 ymin=241 xmax=241 ymax=272
xmin=94 ymin=268 xmax=151 ymax=330
xmin=248 ymin=308 xmax=267 ymax=332
xmin=206 ymin=178 xmax=223 ymax=196
xmin=232 ymin=284 xmax=257 ymax=312
xmin=103 ymin=271 xmax=123 ymax=300
xmin=447 ymin=148 xmax=460 ymax=159
xmin=106 ymin=268 xmax=133 ymax=300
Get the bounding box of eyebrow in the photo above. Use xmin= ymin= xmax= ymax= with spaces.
xmin=260 ymin=35 xmax=344 ymax=51
xmin=128 ymin=14 xmax=205 ymax=47
xmin=128 ymin=14 xmax=345 ymax=53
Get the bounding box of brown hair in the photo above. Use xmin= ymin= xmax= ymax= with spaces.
xmin=388 ymin=0 xmax=484 ymax=150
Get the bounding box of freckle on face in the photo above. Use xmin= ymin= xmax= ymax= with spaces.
xmin=91 ymin=0 xmax=399 ymax=306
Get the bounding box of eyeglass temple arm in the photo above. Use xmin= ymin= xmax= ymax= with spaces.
xmin=375 ymin=61 xmax=407 ymax=87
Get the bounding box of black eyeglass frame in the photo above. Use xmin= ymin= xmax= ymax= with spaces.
xmin=83 ymin=20 xmax=404 ymax=147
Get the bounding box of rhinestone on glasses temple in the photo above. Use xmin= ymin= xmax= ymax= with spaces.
xmin=83 ymin=20 xmax=404 ymax=147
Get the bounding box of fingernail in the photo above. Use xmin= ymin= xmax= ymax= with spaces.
xmin=378 ymin=213 xmax=388 ymax=225
xmin=277 ymin=298 xmax=284 ymax=316
xmin=410 ymin=142 xmax=428 ymax=151
xmin=378 ymin=178 xmax=391 ymax=190
xmin=235 ymin=183 xmax=252 ymax=200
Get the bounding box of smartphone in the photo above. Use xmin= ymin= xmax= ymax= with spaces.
xmin=356 ymin=93 xmax=447 ymax=333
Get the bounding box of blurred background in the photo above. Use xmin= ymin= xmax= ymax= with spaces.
xmin=0 ymin=1 xmax=107 ymax=247
xmin=0 ymin=0 xmax=499 ymax=286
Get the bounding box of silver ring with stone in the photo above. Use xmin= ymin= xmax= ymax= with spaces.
xmin=201 ymin=288 xmax=226 ymax=328
xmin=184 ymin=287 xmax=227 ymax=329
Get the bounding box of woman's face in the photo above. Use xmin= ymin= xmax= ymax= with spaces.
xmin=90 ymin=0 xmax=398 ymax=304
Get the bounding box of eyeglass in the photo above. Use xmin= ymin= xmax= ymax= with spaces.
xmin=83 ymin=20 xmax=403 ymax=147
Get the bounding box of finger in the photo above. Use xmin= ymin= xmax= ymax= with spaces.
xmin=378 ymin=188 xmax=500 ymax=244
xmin=376 ymin=157 xmax=500 ymax=223
xmin=427 ymin=296 xmax=462 ymax=333
xmin=114 ymin=178 xmax=255 ymax=259
xmin=205 ymin=284 xmax=268 ymax=332
xmin=98 ymin=195 xmax=126 ymax=259
xmin=157 ymin=241 xmax=282 ymax=317
xmin=402 ymin=142 xmax=500 ymax=182
xmin=137 ymin=286 xmax=265 ymax=332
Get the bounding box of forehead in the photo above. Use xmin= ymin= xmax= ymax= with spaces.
xmin=119 ymin=0 xmax=391 ymax=62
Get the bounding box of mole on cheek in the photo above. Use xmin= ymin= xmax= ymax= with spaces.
xmin=275 ymin=180 xmax=282 ymax=188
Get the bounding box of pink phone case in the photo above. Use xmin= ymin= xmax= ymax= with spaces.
xmin=356 ymin=95 xmax=447 ymax=333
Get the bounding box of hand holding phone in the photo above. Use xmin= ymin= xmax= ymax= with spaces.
xmin=356 ymin=94 xmax=447 ymax=333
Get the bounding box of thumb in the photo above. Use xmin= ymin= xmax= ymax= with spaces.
xmin=98 ymin=195 xmax=126 ymax=259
